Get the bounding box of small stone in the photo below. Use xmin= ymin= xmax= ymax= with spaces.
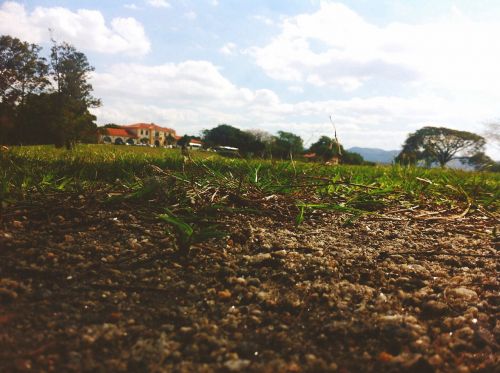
xmin=64 ymin=234 xmax=74 ymax=242
xmin=247 ymin=253 xmax=272 ymax=264
xmin=447 ymin=287 xmax=478 ymax=300
xmin=428 ymin=354 xmax=443 ymax=366
xmin=422 ymin=300 xmax=448 ymax=317
xmin=378 ymin=351 xmax=394 ymax=362
xmin=256 ymin=291 xmax=271 ymax=301
xmin=224 ymin=359 xmax=250 ymax=371
xmin=12 ymin=220 xmax=23 ymax=228
xmin=218 ymin=289 xmax=232 ymax=299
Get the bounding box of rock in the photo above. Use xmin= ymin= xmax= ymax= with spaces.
xmin=422 ymin=300 xmax=448 ymax=317
xmin=224 ymin=359 xmax=251 ymax=371
xmin=247 ymin=278 xmax=261 ymax=287
xmin=447 ymin=287 xmax=478 ymax=301
xmin=64 ymin=234 xmax=74 ymax=242
xmin=246 ymin=253 xmax=272 ymax=264
xmin=12 ymin=220 xmax=23 ymax=228
xmin=218 ymin=289 xmax=232 ymax=299
xmin=428 ymin=354 xmax=443 ymax=367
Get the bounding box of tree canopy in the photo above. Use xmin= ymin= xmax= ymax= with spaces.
xmin=271 ymin=131 xmax=303 ymax=159
xmin=202 ymin=124 xmax=264 ymax=156
xmin=307 ymin=136 xmax=365 ymax=165
xmin=396 ymin=126 xmax=486 ymax=167
xmin=0 ymin=35 xmax=99 ymax=148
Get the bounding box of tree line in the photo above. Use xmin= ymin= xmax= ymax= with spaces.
xmin=0 ymin=35 xmax=99 ymax=148
xmin=198 ymin=124 xmax=368 ymax=164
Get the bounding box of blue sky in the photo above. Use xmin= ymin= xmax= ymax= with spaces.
xmin=2 ymin=0 xmax=500 ymax=157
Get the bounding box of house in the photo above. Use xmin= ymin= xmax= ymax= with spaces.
xmin=188 ymin=138 xmax=202 ymax=149
xmin=98 ymin=123 xmax=178 ymax=146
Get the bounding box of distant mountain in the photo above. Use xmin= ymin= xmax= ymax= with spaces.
xmin=348 ymin=147 xmax=400 ymax=164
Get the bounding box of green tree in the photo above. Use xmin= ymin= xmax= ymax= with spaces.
xmin=0 ymin=35 xmax=48 ymax=144
xmin=271 ymin=131 xmax=303 ymax=159
xmin=202 ymin=124 xmax=264 ymax=156
xmin=50 ymin=40 xmax=100 ymax=148
xmin=396 ymin=126 xmax=486 ymax=167
xmin=309 ymin=136 xmax=340 ymax=161
xmin=466 ymin=152 xmax=495 ymax=171
xmin=177 ymin=135 xmax=192 ymax=147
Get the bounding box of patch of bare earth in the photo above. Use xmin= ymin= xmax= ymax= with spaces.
xmin=0 ymin=194 xmax=498 ymax=372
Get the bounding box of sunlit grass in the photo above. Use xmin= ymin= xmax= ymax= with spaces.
xmin=1 ymin=144 xmax=499 ymax=213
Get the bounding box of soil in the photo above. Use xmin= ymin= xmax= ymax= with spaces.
xmin=0 ymin=192 xmax=498 ymax=372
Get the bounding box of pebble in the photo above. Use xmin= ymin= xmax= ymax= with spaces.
xmin=218 ymin=290 xmax=232 ymax=299
xmin=448 ymin=287 xmax=478 ymax=301
xmin=12 ymin=220 xmax=23 ymax=228
xmin=246 ymin=253 xmax=272 ymax=264
xmin=64 ymin=234 xmax=74 ymax=242
xmin=224 ymin=359 xmax=250 ymax=371
xmin=422 ymin=300 xmax=448 ymax=316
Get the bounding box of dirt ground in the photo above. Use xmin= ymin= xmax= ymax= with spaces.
xmin=0 ymin=192 xmax=498 ymax=372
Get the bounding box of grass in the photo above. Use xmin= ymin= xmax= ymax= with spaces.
xmin=1 ymin=144 xmax=499 ymax=216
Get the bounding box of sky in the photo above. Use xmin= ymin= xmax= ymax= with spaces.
xmin=1 ymin=0 xmax=500 ymax=157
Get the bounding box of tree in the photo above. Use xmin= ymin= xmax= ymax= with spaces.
xmin=50 ymin=40 xmax=100 ymax=148
xmin=307 ymin=136 xmax=365 ymax=165
xmin=176 ymin=135 xmax=191 ymax=147
xmin=308 ymin=136 xmax=340 ymax=161
xmin=271 ymin=131 xmax=303 ymax=159
xmin=202 ymin=124 xmax=264 ymax=156
xmin=396 ymin=126 xmax=486 ymax=167
xmin=466 ymin=152 xmax=495 ymax=171
xmin=0 ymin=35 xmax=48 ymax=107
xmin=246 ymin=129 xmax=274 ymax=157
xmin=0 ymin=35 xmax=48 ymax=144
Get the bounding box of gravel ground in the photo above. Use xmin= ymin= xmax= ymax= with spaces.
xmin=0 ymin=193 xmax=498 ymax=372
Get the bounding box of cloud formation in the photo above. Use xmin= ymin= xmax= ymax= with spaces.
xmin=249 ymin=1 xmax=500 ymax=96
xmin=0 ymin=1 xmax=150 ymax=55
xmin=91 ymin=60 xmax=492 ymax=151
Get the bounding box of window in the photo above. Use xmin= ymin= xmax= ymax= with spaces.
xmin=145 ymin=130 xmax=148 ymax=135
xmin=140 ymin=130 xmax=143 ymax=135
xmin=155 ymin=131 xmax=159 ymax=137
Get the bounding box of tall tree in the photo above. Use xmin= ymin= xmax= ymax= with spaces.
xmin=0 ymin=35 xmax=48 ymax=107
xmin=396 ymin=126 xmax=486 ymax=167
xmin=50 ymin=41 xmax=100 ymax=148
xmin=0 ymin=35 xmax=48 ymax=144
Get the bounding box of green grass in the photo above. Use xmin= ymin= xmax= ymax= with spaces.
xmin=1 ymin=144 xmax=499 ymax=216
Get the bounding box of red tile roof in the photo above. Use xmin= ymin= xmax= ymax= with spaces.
xmin=104 ymin=128 xmax=137 ymax=138
xmin=189 ymin=139 xmax=202 ymax=144
xmin=303 ymin=153 xmax=317 ymax=158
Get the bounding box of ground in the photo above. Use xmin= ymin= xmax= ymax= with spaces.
xmin=0 ymin=191 xmax=498 ymax=372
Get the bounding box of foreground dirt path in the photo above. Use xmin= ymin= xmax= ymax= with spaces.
xmin=0 ymin=195 xmax=498 ymax=372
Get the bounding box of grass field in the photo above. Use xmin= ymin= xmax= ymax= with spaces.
xmin=2 ymin=144 xmax=499 ymax=214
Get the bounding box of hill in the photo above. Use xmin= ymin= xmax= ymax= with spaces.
xmin=347 ymin=147 xmax=399 ymax=164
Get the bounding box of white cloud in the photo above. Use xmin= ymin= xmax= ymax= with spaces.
xmin=249 ymin=1 xmax=500 ymax=97
xmin=219 ymin=42 xmax=237 ymax=56
xmin=0 ymin=1 xmax=151 ymax=55
xmin=210 ymin=0 xmax=219 ymax=6
xmin=146 ymin=0 xmax=170 ymax=8
xmin=124 ymin=4 xmax=139 ymax=10
xmin=90 ymin=60 xmax=500 ymax=157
